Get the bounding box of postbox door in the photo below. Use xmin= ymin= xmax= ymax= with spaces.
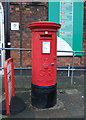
xmin=39 ymin=56 xmax=56 ymax=86
xmin=32 ymin=31 xmax=57 ymax=86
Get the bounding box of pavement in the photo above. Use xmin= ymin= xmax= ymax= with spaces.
xmin=0 ymin=72 xmax=85 ymax=119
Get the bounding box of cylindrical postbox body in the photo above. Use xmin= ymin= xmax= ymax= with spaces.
xmin=29 ymin=21 xmax=61 ymax=108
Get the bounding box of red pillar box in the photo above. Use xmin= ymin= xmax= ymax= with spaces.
xmin=29 ymin=21 xmax=61 ymax=108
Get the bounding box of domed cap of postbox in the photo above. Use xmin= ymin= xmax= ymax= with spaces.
xmin=28 ymin=21 xmax=61 ymax=31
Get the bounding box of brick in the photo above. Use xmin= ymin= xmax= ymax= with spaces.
xmin=15 ymin=7 xmax=20 ymax=11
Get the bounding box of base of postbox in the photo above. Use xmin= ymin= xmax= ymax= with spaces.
xmin=0 ymin=96 xmax=26 ymax=115
xmin=31 ymin=84 xmax=57 ymax=109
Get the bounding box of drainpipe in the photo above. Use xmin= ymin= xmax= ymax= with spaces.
xmin=5 ymin=2 xmax=10 ymax=59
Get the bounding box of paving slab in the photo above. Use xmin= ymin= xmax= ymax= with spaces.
xmin=65 ymin=89 xmax=81 ymax=94
xmin=1 ymin=87 xmax=84 ymax=119
xmin=0 ymin=74 xmax=85 ymax=119
xmin=58 ymin=89 xmax=84 ymax=118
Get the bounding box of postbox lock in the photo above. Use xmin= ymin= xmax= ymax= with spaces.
xmin=51 ymin=63 xmax=55 ymax=65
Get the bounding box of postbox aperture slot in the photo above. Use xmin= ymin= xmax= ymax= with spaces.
xmin=40 ymin=34 xmax=52 ymax=40
xmin=42 ymin=41 xmax=50 ymax=54
xmin=40 ymin=34 xmax=52 ymax=37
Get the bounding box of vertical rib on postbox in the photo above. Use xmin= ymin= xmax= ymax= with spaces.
xmin=29 ymin=21 xmax=61 ymax=108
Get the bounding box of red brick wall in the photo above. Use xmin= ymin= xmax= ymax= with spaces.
xmin=10 ymin=2 xmax=47 ymax=67
xmin=10 ymin=4 xmax=20 ymax=67
xmin=4 ymin=2 xmax=86 ymax=67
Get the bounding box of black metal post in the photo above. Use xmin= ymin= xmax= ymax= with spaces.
xmin=5 ymin=2 xmax=10 ymax=59
xmin=20 ymin=3 xmax=22 ymax=68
